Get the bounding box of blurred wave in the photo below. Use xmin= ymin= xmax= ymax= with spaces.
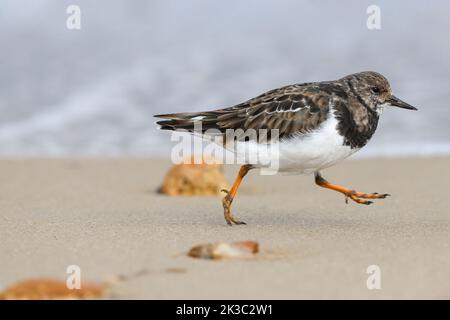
xmin=0 ymin=0 xmax=449 ymax=157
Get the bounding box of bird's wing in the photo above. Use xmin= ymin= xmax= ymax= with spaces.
xmin=156 ymin=83 xmax=333 ymax=141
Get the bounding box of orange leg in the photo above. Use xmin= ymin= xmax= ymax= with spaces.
xmin=221 ymin=165 xmax=252 ymax=225
xmin=314 ymin=172 xmax=390 ymax=205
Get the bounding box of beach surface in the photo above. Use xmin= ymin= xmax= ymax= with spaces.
xmin=1 ymin=157 xmax=449 ymax=299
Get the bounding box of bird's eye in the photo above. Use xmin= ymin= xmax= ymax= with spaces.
xmin=371 ymin=86 xmax=381 ymax=94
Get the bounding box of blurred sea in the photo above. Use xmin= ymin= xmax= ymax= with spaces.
xmin=0 ymin=0 xmax=449 ymax=157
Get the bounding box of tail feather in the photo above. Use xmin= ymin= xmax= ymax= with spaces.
xmin=155 ymin=112 xmax=220 ymax=133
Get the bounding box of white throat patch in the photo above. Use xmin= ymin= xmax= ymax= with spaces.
xmin=377 ymin=103 xmax=388 ymax=115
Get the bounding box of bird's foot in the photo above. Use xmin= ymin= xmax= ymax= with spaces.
xmin=344 ymin=190 xmax=390 ymax=205
xmin=221 ymin=189 xmax=247 ymax=226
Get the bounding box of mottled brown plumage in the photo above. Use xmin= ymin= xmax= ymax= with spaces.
xmin=155 ymin=71 xmax=416 ymax=149
xmin=156 ymin=82 xmax=331 ymax=139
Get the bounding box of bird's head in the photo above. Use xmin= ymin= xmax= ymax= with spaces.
xmin=341 ymin=71 xmax=418 ymax=114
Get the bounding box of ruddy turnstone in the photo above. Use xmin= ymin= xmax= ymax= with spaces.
xmin=155 ymin=71 xmax=418 ymax=225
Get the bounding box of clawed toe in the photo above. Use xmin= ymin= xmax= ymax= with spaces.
xmin=344 ymin=190 xmax=390 ymax=205
xmin=365 ymin=192 xmax=390 ymax=199
xmin=222 ymin=189 xmax=246 ymax=226
xmin=224 ymin=215 xmax=247 ymax=226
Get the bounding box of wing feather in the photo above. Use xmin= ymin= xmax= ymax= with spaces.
xmin=155 ymin=82 xmax=340 ymax=141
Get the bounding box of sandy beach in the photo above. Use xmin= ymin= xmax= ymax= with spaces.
xmin=1 ymin=157 xmax=449 ymax=299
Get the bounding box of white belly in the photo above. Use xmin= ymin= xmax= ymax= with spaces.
xmin=277 ymin=116 xmax=359 ymax=173
xmin=231 ymin=116 xmax=359 ymax=174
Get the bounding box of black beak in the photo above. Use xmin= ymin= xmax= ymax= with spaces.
xmin=387 ymin=95 xmax=418 ymax=110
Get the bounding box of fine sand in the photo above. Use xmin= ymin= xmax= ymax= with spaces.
xmin=1 ymin=157 xmax=449 ymax=299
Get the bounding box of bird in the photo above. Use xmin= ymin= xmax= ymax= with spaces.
xmin=155 ymin=71 xmax=418 ymax=225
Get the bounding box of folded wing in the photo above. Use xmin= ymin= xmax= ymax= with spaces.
xmin=155 ymin=83 xmax=333 ymax=141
